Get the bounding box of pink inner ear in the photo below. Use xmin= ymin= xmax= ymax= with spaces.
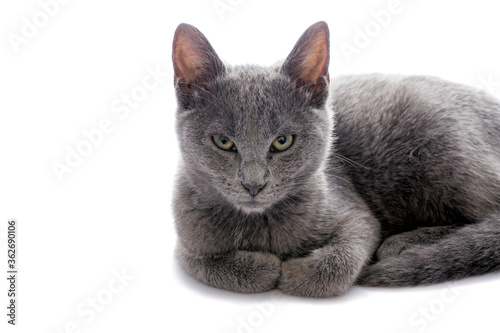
xmin=172 ymin=23 xmax=226 ymax=94
xmin=173 ymin=41 xmax=201 ymax=84
xmin=300 ymin=31 xmax=329 ymax=85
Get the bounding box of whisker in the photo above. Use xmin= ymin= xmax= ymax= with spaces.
xmin=332 ymin=153 xmax=370 ymax=170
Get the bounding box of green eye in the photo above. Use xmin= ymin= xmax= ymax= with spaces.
xmin=212 ymin=135 xmax=235 ymax=151
xmin=271 ymin=134 xmax=294 ymax=152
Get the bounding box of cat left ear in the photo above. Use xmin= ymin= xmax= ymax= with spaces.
xmin=172 ymin=23 xmax=225 ymax=101
xmin=281 ymin=21 xmax=330 ymax=106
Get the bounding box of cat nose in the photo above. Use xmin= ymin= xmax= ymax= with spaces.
xmin=242 ymin=182 xmax=266 ymax=197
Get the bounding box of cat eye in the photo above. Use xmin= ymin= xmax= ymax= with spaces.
xmin=271 ymin=134 xmax=294 ymax=152
xmin=212 ymin=135 xmax=236 ymax=151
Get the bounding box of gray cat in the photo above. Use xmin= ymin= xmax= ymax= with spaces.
xmin=171 ymin=21 xmax=500 ymax=297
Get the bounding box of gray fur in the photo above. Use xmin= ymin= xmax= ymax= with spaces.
xmin=171 ymin=22 xmax=500 ymax=297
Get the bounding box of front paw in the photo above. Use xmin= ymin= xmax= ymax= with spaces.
xmin=228 ymin=251 xmax=282 ymax=293
xmin=177 ymin=246 xmax=282 ymax=293
xmin=279 ymin=255 xmax=354 ymax=297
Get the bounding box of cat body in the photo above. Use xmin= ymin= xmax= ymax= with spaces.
xmin=172 ymin=22 xmax=500 ymax=297
xmin=333 ymin=73 xmax=500 ymax=236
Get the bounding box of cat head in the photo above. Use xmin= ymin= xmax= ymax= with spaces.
xmin=172 ymin=22 xmax=333 ymax=214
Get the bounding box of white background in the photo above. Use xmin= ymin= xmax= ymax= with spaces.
xmin=1 ymin=0 xmax=500 ymax=332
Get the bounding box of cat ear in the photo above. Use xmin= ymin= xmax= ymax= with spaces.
xmin=281 ymin=21 xmax=330 ymax=106
xmin=172 ymin=23 xmax=225 ymax=100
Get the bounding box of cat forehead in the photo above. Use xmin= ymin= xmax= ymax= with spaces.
xmin=206 ymin=66 xmax=299 ymax=129
xmin=225 ymin=64 xmax=283 ymax=82
xmin=212 ymin=65 xmax=297 ymax=111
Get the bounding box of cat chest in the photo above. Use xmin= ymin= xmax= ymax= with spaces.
xmin=229 ymin=213 xmax=330 ymax=259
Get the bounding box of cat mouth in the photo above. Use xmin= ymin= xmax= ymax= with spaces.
xmin=236 ymin=199 xmax=271 ymax=214
xmin=240 ymin=196 xmax=266 ymax=205
xmin=235 ymin=192 xmax=278 ymax=213
xmin=223 ymin=184 xmax=279 ymax=212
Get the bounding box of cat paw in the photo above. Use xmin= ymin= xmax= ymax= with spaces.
xmin=376 ymin=227 xmax=456 ymax=260
xmin=356 ymin=262 xmax=392 ymax=286
xmin=222 ymin=251 xmax=282 ymax=293
xmin=376 ymin=235 xmax=409 ymax=260
xmin=356 ymin=255 xmax=421 ymax=287
xmin=237 ymin=251 xmax=281 ymax=293
xmin=177 ymin=246 xmax=281 ymax=293
xmin=279 ymin=256 xmax=352 ymax=297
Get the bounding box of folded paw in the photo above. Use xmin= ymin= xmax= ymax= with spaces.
xmin=279 ymin=255 xmax=354 ymax=297
xmin=185 ymin=250 xmax=282 ymax=293
xmin=376 ymin=235 xmax=410 ymax=260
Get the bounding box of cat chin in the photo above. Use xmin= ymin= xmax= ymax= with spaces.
xmin=237 ymin=206 xmax=270 ymax=215
xmin=232 ymin=199 xmax=274 ymax=215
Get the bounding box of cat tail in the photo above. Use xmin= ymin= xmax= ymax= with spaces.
xmin=357 ymin=215 xmax=500 ymax=286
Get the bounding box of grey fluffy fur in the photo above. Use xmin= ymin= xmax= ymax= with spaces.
xmin=171 ymin=21 xmax=500 ymax=297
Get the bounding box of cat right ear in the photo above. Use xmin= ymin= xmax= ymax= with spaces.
xmin=172 ymin=23 xmax=225 ymax=104
xmin=281 ymin=21 xmax=330 ymax=107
